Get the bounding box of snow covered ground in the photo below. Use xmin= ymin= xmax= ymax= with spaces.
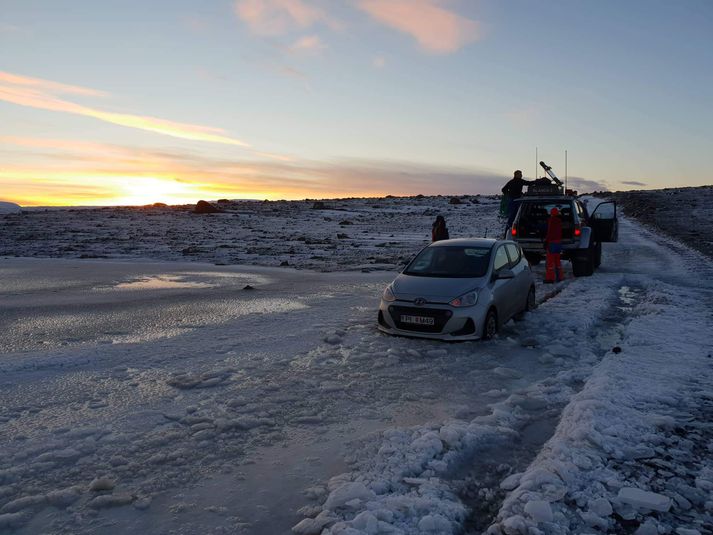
xmin=0 ymin=197 xmax=712 ymax=535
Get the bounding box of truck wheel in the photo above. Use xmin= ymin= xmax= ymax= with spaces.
xmin=572 ymin=252 xmax=594 ymax=277
xmin=593 ymin=242 xmax=602 ymax=268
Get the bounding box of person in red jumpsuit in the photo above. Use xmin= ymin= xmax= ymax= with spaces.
xmin=544 ymin=207 xmax=563 ymax=283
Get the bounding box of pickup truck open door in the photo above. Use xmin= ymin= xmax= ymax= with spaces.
xmin=590 ymin=201 xmax=618 ymax=242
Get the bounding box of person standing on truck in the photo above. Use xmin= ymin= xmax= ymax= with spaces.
xmin=544 ymin=207 xmax=563 ymax=283
xmin=502 ymin=170 xmax=534 ymax=228
xmin=431 ymin=215 xmax=450 ymax=242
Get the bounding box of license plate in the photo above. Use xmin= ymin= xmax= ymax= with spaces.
xmin=401 ymin=315 xmax=435 ymax=326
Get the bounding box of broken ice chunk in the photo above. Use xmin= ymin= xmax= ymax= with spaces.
xmin=523 ymin=500 xmax=553 ymax=523
xmin=617 ymin=487 xmax=671 ymax=512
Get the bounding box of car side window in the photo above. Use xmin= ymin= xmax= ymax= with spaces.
xmin=505 ymin=244 xmax=521 ymax=267
xmin=576 ymin=201 xmax=586 ymax=221
xmin=493 ymin=246 xmax=509 ymax=272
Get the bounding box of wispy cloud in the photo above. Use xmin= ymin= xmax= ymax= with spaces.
xmin=0 ymin=70 xmax=251 ymax=147
xmin=0 ymin=71 xmax=107 ymax=97
xmin=567 ymin=176 xmax=612 ymax=193
xmin=288 ymin=34 xmax=326 ymax=54
xmin=235 ymin=0 xmax=337 ymax=35
xmin=356 ymin=0 xmax=480 ymax=54
xmin=622 ymin=180 xmax=646 ymax=187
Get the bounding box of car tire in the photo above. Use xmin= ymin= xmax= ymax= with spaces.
xmin=514 ymin=286 xmax=536 ymax=320
xmin=572 ymin=251 xmax=594 ymax=277
xmin=482 ymin=309 xmax=498 ymax=340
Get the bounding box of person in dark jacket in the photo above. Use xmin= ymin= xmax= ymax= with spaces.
xmin=544 ymin=207 xmax=563 ymax=283
xmin=432 ymin=215 xmax=449 ymax=242
xmin=502 ymin=170 xmax=534 ymax=227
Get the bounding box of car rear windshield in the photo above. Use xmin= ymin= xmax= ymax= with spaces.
xmin=404 ymin=246 xmax=491 ymax=278
xmin=517 ymin=201 xmax=575 ymax=239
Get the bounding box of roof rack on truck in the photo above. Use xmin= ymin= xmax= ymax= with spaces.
xmin=524 ymin=161 xmax=565 ymax=196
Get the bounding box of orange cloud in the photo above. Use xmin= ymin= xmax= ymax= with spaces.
xmin=356 ymin=0 xmax=480 ymax=54
xmin=0 ymin=71 xmax=107 ymax=97
xmin=235 ymin=0 xmax=336 ymax=35
xmin=0 ymin=71 xmax=251 ymax=147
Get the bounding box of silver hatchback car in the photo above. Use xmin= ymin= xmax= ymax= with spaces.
xmin=377 ymin=238 xmax=536 ymax=341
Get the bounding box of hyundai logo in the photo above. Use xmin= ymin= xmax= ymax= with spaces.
xmin=414 ymin=298 xmax=427 ymax=306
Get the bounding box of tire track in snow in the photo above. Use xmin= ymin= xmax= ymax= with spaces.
xmin=459 ymin=284 xmax=646 ymax=534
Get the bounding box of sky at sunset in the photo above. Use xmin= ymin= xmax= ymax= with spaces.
xmin=1 ymin=0 xmax=712 ymax=206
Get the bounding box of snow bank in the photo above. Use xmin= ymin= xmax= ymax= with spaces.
xmin=489 ymin=277 xmax=713 ymax=534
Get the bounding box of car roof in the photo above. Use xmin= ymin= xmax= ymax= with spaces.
xmin=428 ymin=238 xmax=503 ymax=248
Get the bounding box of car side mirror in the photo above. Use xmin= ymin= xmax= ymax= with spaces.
xmin=495 ymin=268 xmax=515 ymax=280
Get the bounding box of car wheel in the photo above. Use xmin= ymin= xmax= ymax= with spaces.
xmin=525 ymin=286 xmax=536 ymax=311
xmin=514 ymin=286 xmax=536 ymax=320
xmin=482 ymin=309 xmax=498 ymax=340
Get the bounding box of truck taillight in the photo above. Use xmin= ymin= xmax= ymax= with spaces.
xmin=511 ymin=226 xmax=517 ymax=236
xmin=574 ymin=225 xmax=582 ymax=237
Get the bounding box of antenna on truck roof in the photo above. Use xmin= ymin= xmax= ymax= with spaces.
xmin=565 ymin=150 xmax=568 ymax=192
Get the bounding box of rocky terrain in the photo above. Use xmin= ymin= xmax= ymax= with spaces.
xmin=0 ymin=196 xmax=501 ymax=272
xmin=604 ymin=185 xmax=713 ymax=259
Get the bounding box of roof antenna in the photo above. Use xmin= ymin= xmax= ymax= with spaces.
xmin=565 ymin=150 xmax=568 ymax=193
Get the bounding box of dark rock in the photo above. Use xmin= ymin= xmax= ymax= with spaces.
xmin=216 ymin=199 xmax=231 ymax=204
xmin=337 ymin=233 xmax=349 ymax=239
xmin=280 ymin=260 xmax=289 ymax=266
xmin=243 ymin=285 xmax=255 ymax=290
xmin=339 ymin=220 xmax=353 ymax=225
xmin=449 ymin=197 xmax=463 ymax=205
xmin=312 ymin=201 xmax=327 ymax=210
xmin=193 ymin=200 xmax=221 ymax=214
xmin=612 ymin=346 xmax=622 ymax=354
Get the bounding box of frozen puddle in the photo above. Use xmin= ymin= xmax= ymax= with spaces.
xmin=105 ymin=271 xmax=272 ymax=291
xmin=112 ymin=275 xmax=214 ymax=291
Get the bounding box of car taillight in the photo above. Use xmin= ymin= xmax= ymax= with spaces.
xmin=511 ymin=226 xmax=517 ymax=236
xmin=574 ymin=225 xmax=582 ymax=237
